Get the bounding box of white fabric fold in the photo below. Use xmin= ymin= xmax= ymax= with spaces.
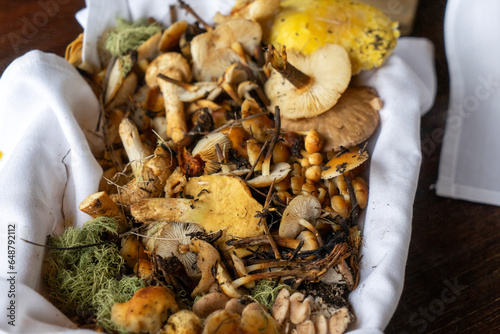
xmin=0 ymin=1 xmax=437 ymax=332
xmin=436 ymin=0 xmax=500 ymax=206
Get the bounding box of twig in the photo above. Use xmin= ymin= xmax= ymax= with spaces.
xmin=244 ymin=140 xmax=269 ymax=181
xmin=178 ymin=0 xmax=212 ymax=30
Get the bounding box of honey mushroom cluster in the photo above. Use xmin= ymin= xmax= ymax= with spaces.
xmin=62 ymin=0 xmax=396 ymax=333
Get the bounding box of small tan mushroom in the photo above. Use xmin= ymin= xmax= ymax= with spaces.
xmin=282 ymin=87 xmax=381 ymax=152
xmin=314 ymin=314 xmax=329 ymax=334
xmin=225 ymin=298 xmax=251 ymax=315
xmin=159 ymin=310 xmax=202 ymax=334
xmin=111 ymin=286 xmax=178 ymax=334
xmin=240 ymin=302 xmax=281 ymax=334
xmin=145 ymin=53 xmax=191 ymax=143
xmin=202 ymin=309 xmax=241 ymax=334
xmin=192 ymin=292 xmax=230 ymax=318
xmin=137 ymin=31 xmax=161 ymax=63
xmin=289 ymin=292 xmax=311 ymax=325
xmin=159 ymin=20 xmax=189 ymax=52
xmin=119 ymin=235 xmax=148 ymax=269
xmin=241 ymin=98 xmax=273 ymax=142
xmin=272 ymin=288 xmax=290 ymax=325
xmin=279 ymin=195 xmax=323 ymax=246
xmin=296 ymin=320 xmax=315 ymax=334
xmin=328 ymin=307 xmax=351 ymax=334
xmin=265 ymin=44 xmax=351 ymax=119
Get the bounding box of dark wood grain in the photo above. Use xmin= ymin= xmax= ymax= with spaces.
xmin=0 ymin=1 xmax=499 ymax=333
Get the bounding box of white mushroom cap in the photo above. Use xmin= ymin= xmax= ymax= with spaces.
xmin=279 ymin=195 xmax=322 ymax=239
xmin=143 ymin=221 xmax=202 ymax=278
xmin=265 ymin=44 xmax=351 ymax=120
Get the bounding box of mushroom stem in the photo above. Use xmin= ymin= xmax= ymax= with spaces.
xmin=266 ymin=45 xmax=311 ymax=89
xmin=298 ymin=218 xmax=324 ymax=247
xmin=245 ymin=260 xmax=301 ymax=273
xmin=158 ymin=73 xmax=198 ymax=92
xmin=119 ymin=118 xmax=147 ymax=178
xmin=226 ymin=235 xmax=300 ymax=249
xmin=231 ymin=269 xmax=306 ymax=289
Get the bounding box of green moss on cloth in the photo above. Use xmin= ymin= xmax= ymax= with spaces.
xmin=44 ymin=217 xmax=145 ymax=332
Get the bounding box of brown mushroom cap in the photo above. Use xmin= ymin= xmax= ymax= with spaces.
xmin=265 ymin=44 xmax=351 ymax=120
xmin=279 ymin=195 xmax=322 ymax=239
xmin=281 ymin=87 xmax=381 ymax=151
xmin=191 ymin=19 xmax=262 ymax=81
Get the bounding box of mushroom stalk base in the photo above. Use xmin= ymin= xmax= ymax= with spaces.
xmin=266 ymin=45 xmax=311 ymax=90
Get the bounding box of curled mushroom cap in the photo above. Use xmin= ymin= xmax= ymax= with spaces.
xmin=191 ymin=132 xmax=232 ymax=174
xmin=143 ymin=222 xmax=202 ymax=278
xmin=265 ymin=44 xmax=351 ymax=119
xmin=279 ymin=195 xmax=322 ymax=240
xmin=282 ymin=87 xmax=381 ymax=151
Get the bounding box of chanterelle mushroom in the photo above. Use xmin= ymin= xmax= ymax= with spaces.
xmin=131 ymin=175 xmax=265 ymax=244
xmin=145 ymin=52 xmax=191 ymax=143
xmin=265 ymin=44 xmax=351 ymax=119
xmin=279 ymin=195 xmax=323 ymax=246
xmin=282 ymin=87 xmax=381 ymax=151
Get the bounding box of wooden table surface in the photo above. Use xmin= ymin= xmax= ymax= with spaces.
xmin=1 ymin=1 xmax=498 ymax=333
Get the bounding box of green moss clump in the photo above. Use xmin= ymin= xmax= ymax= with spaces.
xmin=250 ymin=280 xmax=291 ymax=311
xmin=105 ymin=18 xmax=162 ymax=77
xmin=44 ymin=217 xmax=145 ymax=332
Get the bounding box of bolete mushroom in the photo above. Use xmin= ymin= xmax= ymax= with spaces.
xmin=264 ymin=44 xmax=351 ymax=119
xmin=145 ymin=52 xmax=191 ymax=143
xmin=279 ymin=195 xmax=323 ymax=246
xmin=281 ymin=87 xmax=381 ymax=152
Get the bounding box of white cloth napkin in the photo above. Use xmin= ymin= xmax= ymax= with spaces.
xmin=436 ymin=0 xmax=500 ymax=206
xmin=0 ymin=1 xmax=436 ymax=332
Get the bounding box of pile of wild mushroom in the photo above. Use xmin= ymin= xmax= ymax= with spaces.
xmin=61 ymin=0 xmax=388 ymax=333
